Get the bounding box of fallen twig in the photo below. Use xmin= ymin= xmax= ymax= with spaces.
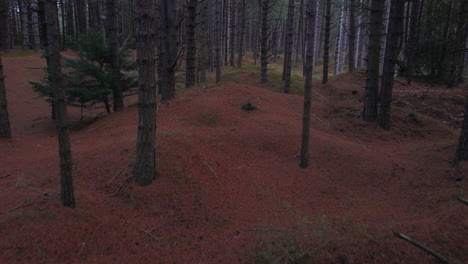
xmin=456 ymin=196 xmax=468 ymax=206
xmin=394 ymin=232 xmax=453 ymax=264
xmin=203 ymin=160 xmax=220 ymax=184
xmin=0 ymin=202 xmax=34 ymax=215
xmin=135 ymin=225 xmax=160 ymax=242
xmin=0 ymin=174 xmax=12 ymax=180
xmin=26 ymin=186 xmax=49 ymax=196
xmin=106 ymin=167 xmax=127 ymax=187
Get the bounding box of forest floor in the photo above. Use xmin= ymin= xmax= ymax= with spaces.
xmin=0 ymin=50 xmax=467 ymax=264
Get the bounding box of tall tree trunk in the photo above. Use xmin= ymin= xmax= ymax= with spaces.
xmin=378 ymin=0 xmax=405 ymax=130
xmin=348 ymin=0 xmax=357 ymax=72
xmin=106 ymin=0 xmax=124 ymax=112
xmin=159 ymin=0 xmax=177 ymax=101
xmin=312 ymin=0 xmax=320 ymax=65
xmin=260 ymin=0 xmax=269 ymax=83
xmin=455 ymin=96 xmax=468 ymax=165
xmin=75 ymin=0 xmax=87 ymax=35
xmin=362 ymin=0 xmax=385 ymax=122
xmin=198 ymin=0 xmax=208 ymax=82
xmin=30 ymin=0 xmax=41 ymax=52
xmin=405 ymin=0 xmax=419 ymax=84
xmin=300 ymin=0 xmax=316 ymax=168
xmin=322 ymin=0 xmax=331 ymax=84
xmin=229 ymin=0 xmax=236 ymax=67
xmin=45 ymin=0 xmax=75 ymax=207
xmin=215 ymin=0 xmax=222 ymax=83
xmin=0 ymin=0 xmax=10 ymax=51
xmin=20 ymin=0 xmax=30 ymax=49
xmin=334 ymin=4 xmax=344 ymax=75
xmin=134 ymin=0 xmax=157 ymax=186
xmin=0 ymin=55 xmax=11 ymax=138
xmin=294 ymin=0 xmax=305 ymax=67
xmin=237 ymin=0 xmax=246 ymax=67
xmin=185 ymin=0 xmax=197 ymax=88
xmin=283 ymin=0 xmax=295 ymax=93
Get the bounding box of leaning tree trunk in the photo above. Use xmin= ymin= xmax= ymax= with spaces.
xmin=185 ymin=0 xmax=197 ymax=88
xmin=455 ymin=95 xmax=468 ymax=165
xmin=45 ymin=0 xmax=75 ymax=207
xmin=300 ymin=0 xmax=316 ymax=169
xmin=159 ymin=0 xmax=177 ymax=101
xmin=259 ymin=0 xmax=269 ymax=83
xmin=0 ymin=55 xmax=11 ymax=138
xmin=134 ymin=0 xmax=158 ymax=186
xmin=362 ymin=0 xmax=385 ymax=122
xmin=348 ymin=0 xmax=357 ymax=72
xmin=378 ymin=0 xmax=405 ymax=130
xmin=237 ymin=0 xmax=246 ymax=68
xmin=322 ymin=0 xmax=331 ymax=84
xmin=106 ymin=0 xmax=124 ymax=111
xmin=283 ymin=0 xmax=295 ymax=94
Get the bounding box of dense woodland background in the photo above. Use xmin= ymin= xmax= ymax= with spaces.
xmin=0 ymin=0 xmax=467 ymax=262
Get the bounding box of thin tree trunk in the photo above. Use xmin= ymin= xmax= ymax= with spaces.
xmin=0 ymin=55 xmax=11 ymax=138
xmin=20 ymin=0 xmax=30 ymax=49
xmin=134 ymin=0 xmax=157 ymax=186
xmin=229 ymin=0 xmax=236 ymax=67
xmin=0 ymin=0 xmax=10 ymax=51
xmin=283 ymin=0 xmax=295 ymax=93
xmin=334 ymin=4 xmax=344 ymax=75
xmin=106 ymin=0 xmax=124 ymax=111
xmin=322 ymin=0 xmax=331 ymax=84
xmin=378 ymin=0 xmax=405 ymax=130
xmin=45 ymin=0 xmax=75 ymax=207
xmin=294 ymin=0 xmax=304 ymax=67
xmin=362 ymin=0 xmax=385 ymax=122
xmin=237 ymin=0 xmax=246 ymax=67
xmin=455 ymin=96 xmax=468 ymax=165
xmin=159 ymin=0 xmax=177 ymax=101
xmin=348 ymin=0 xmax=357 ymax=72
xmin=300 ymin=0 xmax=316 ymax=169
xmin=186 ymin=0 xmax=197 ymax=88
xmin=260 ymin=0 xmax=269 ymax=83
xmin=405 ymin=0 xmax=419 ymax=85
xmin=215 ymin=0 xmax=222 ymax=83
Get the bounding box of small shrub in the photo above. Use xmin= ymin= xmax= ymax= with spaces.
xmin=241 ymin=100 xmax=257 ymax=111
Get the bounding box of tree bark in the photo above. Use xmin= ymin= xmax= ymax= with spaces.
xmin=45 ymin=0 xmax=75 ymax=207
xmin=159 ymin=0 xmax=177 ymax=101
xmin=405 ymin=0 xmax=419 ymax=85
xmin=237 ymin=0 xmax=246 ymax=68
xmin=0 ymin=55 xmax=11 ymax=138
xmin=294 ymin=0 xmax=305 ymax=67
xmin=134 ymin=0 xmax=158 ymax=186
xmin=215 ymin=0 xmax=222 ymax=83
xmin=362 ymin=0 xmax=385 ymax=122
xmin=322 ymin=0 xmax=331 ymax=84
xmin=378 ymin=0 xmax=405 ymax=130
xmin=334 ymin=4 xmax=344 ymax=75
xmin=20 ymin=0 xmax=30 ymax=49
xmin=283 ymin=0 xmax=295 ymax=93
xmin=186 ymin=0 xmax=197 ymax=88
xmin=0 ymin=0 xmax=10 ymax=51
xmin=259 ymin=0 xmax=269 ymax=83
xmin=348 ymin=0 xmax=357 ymax=72
xmin=106 ymin=0 xmax=124 ymax=112
xmin=455 ymin=95 xmax=468 ymax=165
xmin=300 ymin=0 xmax=316 ymax=169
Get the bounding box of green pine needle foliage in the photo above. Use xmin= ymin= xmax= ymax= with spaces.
xmin=31 ymin=30 xmax=137 ymax=108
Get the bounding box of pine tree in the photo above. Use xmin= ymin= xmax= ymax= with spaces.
xmin=134 ymin=0 xmax=158 ymax=186
xmin=300 ymin=0 xmax=316 ymax=168
xmin=45 ymin=0 xmax=75 ymax=207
